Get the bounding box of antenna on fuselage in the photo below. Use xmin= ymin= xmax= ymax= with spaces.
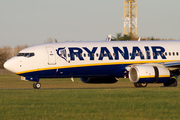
xmin=106 ymin=34 xmax=112 ymax=41
xmin=138 ymin=37 xmax=141 ymax=41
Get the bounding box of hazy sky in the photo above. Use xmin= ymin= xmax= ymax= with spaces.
xmin=1 ymin=0 xmax=180 ymax=47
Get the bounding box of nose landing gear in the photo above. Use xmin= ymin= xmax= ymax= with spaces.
xmin=33 ymin=83 xmax=41 ymax=89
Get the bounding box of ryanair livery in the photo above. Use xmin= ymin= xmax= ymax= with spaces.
xmin=4 ymin=41 xmax=180 ymax=89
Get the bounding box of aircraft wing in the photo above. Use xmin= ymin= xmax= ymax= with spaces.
xmin=163 ymin=61 xmax=180 ymax=70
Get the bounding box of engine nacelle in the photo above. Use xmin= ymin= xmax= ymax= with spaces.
xmin=80 ymin=77 xmax=118 ymax=84
xmin=129 ymin=65 xmax=170 ymax=83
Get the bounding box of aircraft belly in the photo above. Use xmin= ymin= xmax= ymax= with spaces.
xmin=18 ymin=64 xmax=127 ymax=78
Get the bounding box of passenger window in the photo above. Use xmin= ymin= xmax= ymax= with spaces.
xmin=122 ymin=53 xmax=124 ymax=56
xmin=161 ymin=52 xmax=164 ymax=56
xmin=176 ymin=52 xmax=179 ymax=56
xmin=173 ymin=52 xmax=175 ymax=56
xmin=96 ymin=53 xmax=98 ymax=57
xmin=169 ymin=52 xmax=171 ymax=56
xmin=101 ymin=53 xmax=103 ymax=57
xmin=140 ymin=52 xmax=143 ymax=56
xmin=76 ymin=53 xmax=78 ymax=57
xmin=84 ymin=54 xmax=86 ymax=57
xmin=165 ymin=52 xmax=167 ymax=56
xmin=109 ymin=53 xmax=112 ymax=57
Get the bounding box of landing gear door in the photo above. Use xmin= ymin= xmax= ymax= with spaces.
xmin=46 ymin=47 xmax=56 ymax=65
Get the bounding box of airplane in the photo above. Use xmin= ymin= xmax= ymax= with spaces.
xmin=3 ymin=40 xmax=180 ymax=89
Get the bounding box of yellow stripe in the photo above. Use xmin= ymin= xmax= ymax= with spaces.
xmin=140 ymin=75 xmax=170 ymax=78
xmin=140 ymin=75 xmax=155 ymax=78
xmin=159 ymin=75 xmax=170 ymax=78
xmin=16 ymin=60 xmax=179 ymax=75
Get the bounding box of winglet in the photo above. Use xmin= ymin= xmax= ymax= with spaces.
xmin=138 ymin=37 xmax=141 ymax=41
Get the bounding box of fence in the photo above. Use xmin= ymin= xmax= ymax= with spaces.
xmin=0 ymin=69 xmax=13 ymax=75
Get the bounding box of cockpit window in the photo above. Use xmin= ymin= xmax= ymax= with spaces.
xmin=17 ymin=53 xmax=35 ymax=57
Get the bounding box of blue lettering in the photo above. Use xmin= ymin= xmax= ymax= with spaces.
xmin=69 ymin=47 xmax=84 ymax=61
xmin=83 ymin=47 xmax=97 ymax=60
xmin=152 ymin=46 xmax=166 ymax=59
xmin=113 ymin=47 xmax=129 ymax=60
xmin=99 ymin=47 xmax=113 ymax=60
xmin=131 ymin=47 xmax=145 ymax=60
xmin=145 ymin=46 xmax=151 ymax=59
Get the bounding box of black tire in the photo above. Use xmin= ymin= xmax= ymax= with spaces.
xmin=134 ymin=83 xmax=148 ymax=87
xmin=163 ymin=82 xmax=169 ymax=87
xmin=164 ymin=78 xmax=177 ymax=87
xmin=33 ymin=83 xmax=36 ymax=89
xmin=169 ymin=78 xmax=177 ymax=87
xmin=134 ymin=83 xmax=140 ymax=87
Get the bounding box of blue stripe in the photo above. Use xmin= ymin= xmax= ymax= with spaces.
xmin=138 ymin=77 xmax=170 ymax=83
xmin=18 ymin=64 xmax=130 ymax=78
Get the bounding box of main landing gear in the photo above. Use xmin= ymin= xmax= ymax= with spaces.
xmin=33 ymin=82 xmax=41 ymax=89
xmin=134 ymin=83 xmax=148 ymax=88
xmin=134 ymin=78 xmax=178 ymax=88
xmin=164 ymin=78 xmax=177 ymax=87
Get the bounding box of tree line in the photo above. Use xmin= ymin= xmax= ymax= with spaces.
xmin=111 ymin=33 xmax=175 ymax=41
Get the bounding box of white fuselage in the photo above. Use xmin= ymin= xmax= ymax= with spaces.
xmin=4 ymin=41 xmax=180 ymax=79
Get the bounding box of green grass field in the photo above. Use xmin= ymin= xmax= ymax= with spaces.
xmin=0 ymin=75 xmax=180 ymax=120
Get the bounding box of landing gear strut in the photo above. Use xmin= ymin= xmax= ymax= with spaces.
xmin=134 ymin=83 xmax=148 ymax=87
xmin=164 ymin=78 xmax=177 ymax=87
xmin=33 ymin=83 xmax=41 ymax=89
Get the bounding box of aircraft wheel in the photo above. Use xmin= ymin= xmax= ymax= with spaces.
xmin=141 ymin=83 xmax=148 ymax=87
xmin=36 ymin=83 xmax=41 ymax=89
xmin=134 ymin=83 xmax=147 ymax=87
xmin=134 ymin=83 xmax=141 ymax=87
xmin=164 ymin=78 xmax=177 ymax=87
xmin=33 ymin=83 xmax=36 ymax=89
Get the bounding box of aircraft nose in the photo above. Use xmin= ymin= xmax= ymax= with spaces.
xmin=3 ymin=58 xmax=18 ymax=73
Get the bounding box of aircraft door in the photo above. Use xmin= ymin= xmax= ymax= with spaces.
xmin=46 ymin=47 xmax=56 ymax=65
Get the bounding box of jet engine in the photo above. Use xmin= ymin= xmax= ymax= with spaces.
xmin=80 ymin=77 xmax=118 ymax=83
xmin=128 ymin=65 xmax=170 ymax=83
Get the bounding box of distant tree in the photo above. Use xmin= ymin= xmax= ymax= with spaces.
xmin=121 ymin=34 xmax=131 ymax=40
xmin=112 ymin=33 xmax=132 ymax=41
xmin=150 ymin=36 xmax=155 ymax=40
xmin=45 ymin=38 xmax=58 ymax=43
xmin=0 ymin=46 xmax=11 ymax=68
xmin=55 ymin=39 xmax=58 ymax=43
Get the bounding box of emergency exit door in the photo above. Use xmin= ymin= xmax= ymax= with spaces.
xmin=46 ymin=47 xmax=56 ymax=65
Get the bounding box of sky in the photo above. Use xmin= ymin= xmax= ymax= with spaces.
xmin=1 ymin=0 xmax=180 ymax=47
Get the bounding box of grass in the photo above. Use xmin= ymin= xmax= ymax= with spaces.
xmin=0 ymin=75 xmax=180 ymax=120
